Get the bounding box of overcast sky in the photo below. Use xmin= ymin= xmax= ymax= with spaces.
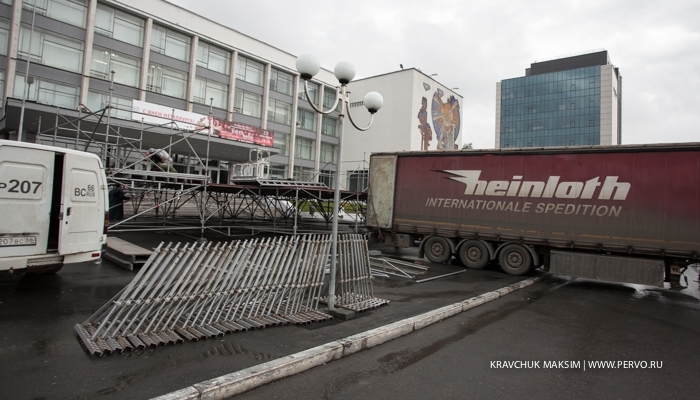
xmin=168 ymin=0 xmax=698 ymax=149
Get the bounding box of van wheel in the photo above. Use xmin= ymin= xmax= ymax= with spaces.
xmin=459 ymin=240 xmax=489 ymax=269
xmin=424 ymin=236 xmax=452 ymax=264
xmin=498 ymin=244 xmax=532 ymax=275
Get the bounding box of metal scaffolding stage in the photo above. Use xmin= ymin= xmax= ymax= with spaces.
xmin=5 ymin=99 xmax=367 ymax=238
xmin=109 ymin=175 xmax=367 ymax=238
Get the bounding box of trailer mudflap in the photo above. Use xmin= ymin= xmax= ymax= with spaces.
xmin=549 ymin=251 xmax=664 ymax=287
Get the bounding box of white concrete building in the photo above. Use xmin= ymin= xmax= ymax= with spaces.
xmin=342 ymin=69 xmax=463 ymax=191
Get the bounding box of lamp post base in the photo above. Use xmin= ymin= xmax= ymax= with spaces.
xmin=325 ymin=307 xmax=356 ymax=320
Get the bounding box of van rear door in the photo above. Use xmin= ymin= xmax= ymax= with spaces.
xmin=58 ymin=152 xmax=104 ymax=255
xmin=0 ymin=144 xmax=54 ymax=258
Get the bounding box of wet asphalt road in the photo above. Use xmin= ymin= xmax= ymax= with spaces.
xmin=237 ymin=276 xmax=700 ymax=400
xmin=1 ymin=233 xmax=699 ymax=400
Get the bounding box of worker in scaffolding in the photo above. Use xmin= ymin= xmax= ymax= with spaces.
xmin=146 ymin=148 xmax=176 ymax=172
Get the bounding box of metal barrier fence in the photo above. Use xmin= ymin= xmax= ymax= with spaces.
xmin=321 ymin=234 xmax=391 ymax=312
xmin=76 ymin=235 xmax=331 ymax=355
xmin=76 ymin=234 xmax=389 ymax=355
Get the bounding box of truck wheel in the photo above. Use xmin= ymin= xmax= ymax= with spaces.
xmin=498 ymin=244 xmax=532 ymax=275
xmin=459 ymin=240 xmax=489 ymax=269
xmin=424 ymin=236 xmax=452 ymax=264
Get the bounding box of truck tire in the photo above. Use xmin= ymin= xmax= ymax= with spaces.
xmin=498 ymin=244 xmax=532 ymax=276
xmin=458 ymin=240 xmax=489 ymax=269
xmin=424 ymin=236 xmax=452 ymax=264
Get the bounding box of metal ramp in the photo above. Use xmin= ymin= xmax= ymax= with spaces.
xmin=103 ymin=237 xmax=153 ymax=271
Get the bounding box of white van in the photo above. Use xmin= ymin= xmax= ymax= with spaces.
xmin=0 ymin=140 xmax=108 ymax=274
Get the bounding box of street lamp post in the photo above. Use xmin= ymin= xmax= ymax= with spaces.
xmin=296 ymin=54 xmax=383 ymax=311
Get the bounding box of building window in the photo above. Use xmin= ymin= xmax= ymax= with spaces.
xmin=95 ymin=3 xmax=144 ymax=47
xmin=19 ymin=25 xmax=84 ymax=73
xmin=569 ymin=102 xmax=575 ymax=109
xmin=298 ymin=81 xmax=318 ymax=104
xmin=233 ymin=89 xmax=262 ymax=118
xmin=0 ymin=18 xmax=8 ymax=56
xmin=293 ymin=165 xmax=315 ymax=181
xmin=347 ymin=170 xmax=368 ymax=192
xmin=323 ymin=88 xmax=339 ymax=110
xmin=296 ymin=108 xmax=316 ymax=131
xmin=196 ymin=42 xmax=230 ymax=75
xmin=589 ymin=100 xmax=595 ymax=107
xmin=151 ymin=24 xmax=190 ymax=62
xmin=269 ymin=68 xmax=293 ymax=95
xmin=319 ymin=170 xmax=334 ymax=189
xmin=23 ymin=0 xmax=88 ymax=29
xmin=270 ymin=163 xmax=287 ymax=179
xmin=90 ymin=46 xmax=141 ymax=87
xmin=273 ymin=131 xmax=289 ymax=156
xmin=147 ymin=62 xmax=187 ymax=99
xmin=236 ymin=56 xmax=264 ymax=86
xmin=320 ymin=142 xmax=337 ymax=164
xmin=267 ymin=98 xmax=292 ymax=125
xmin=14 ymin=74 xmax=79 ymax=109
xmin=322 ymin=116 xmax=338 ymax=137
xmin=193 ymin=76 xmax=228 ymax=109
xmin=294 ymin=137 xmax=315 ymax=161
xmin=86 ymin=90 xmax=133 ymax=120
xmin=589 ymin=119 xmax=595 ymax=127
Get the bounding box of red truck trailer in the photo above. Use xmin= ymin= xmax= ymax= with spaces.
xmin=366 ymin=143 xmax=700 ymax=286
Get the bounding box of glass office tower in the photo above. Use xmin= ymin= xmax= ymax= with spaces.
xmin=495 ymin=50 xmax=621 ymax=148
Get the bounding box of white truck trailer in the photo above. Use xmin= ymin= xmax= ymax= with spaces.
xmin=0 ymin=140 xmax=108 ymax=274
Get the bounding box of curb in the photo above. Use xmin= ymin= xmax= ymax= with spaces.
xmin=152 ymin=275 xmax=545 ymax=399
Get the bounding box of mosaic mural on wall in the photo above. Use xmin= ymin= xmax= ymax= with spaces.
xmin=416 ymin=84 xmax=461 ymax=150
xmin=432 ymin=88 xmax=460 ymax=150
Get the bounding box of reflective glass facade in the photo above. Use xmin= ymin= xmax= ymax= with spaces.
xmin=500 ymin=66 xmax=601 ymax=148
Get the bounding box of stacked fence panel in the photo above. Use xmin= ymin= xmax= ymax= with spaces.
xmin=76 ymin=234 xmax=332 ymax=355
xmin=323 ymin=234 xmax=391 ymax=312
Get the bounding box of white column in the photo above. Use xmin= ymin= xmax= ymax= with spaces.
xmin=186 ymin=35 xmax=199 ymax=112
xmin=4 ymin=0 xmax=24 ymax=99
xmin=288 ymin=75 xmax=300 ymax=179
xmin=261 ymin=63 xmax=271 ymax=129
xmin=138 ymin=18 xmax=153 ymax=101
xmin=80 ymin=0 xmax=98 ymax=106
xmin=227 ymin=50 xmax=237 ymax=120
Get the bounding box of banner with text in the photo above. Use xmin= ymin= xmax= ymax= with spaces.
xmin=131 ymin=100 xmax=208 ymax=132
xmin=131 ymin=100 xmax=274 ymax=147
xmin=211 ymin=117 xmax=274 ymax=147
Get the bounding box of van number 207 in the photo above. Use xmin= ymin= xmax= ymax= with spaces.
xmin=0 ymin=180 xmax=42 ymax=194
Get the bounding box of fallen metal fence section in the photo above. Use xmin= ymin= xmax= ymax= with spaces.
xmin=369 ymin=255 xmax=429 ymax=279
xmin=321 ymin=234 xmax=391 ymax=312
xmin=76 ymin=234 xmax=332 ymax=355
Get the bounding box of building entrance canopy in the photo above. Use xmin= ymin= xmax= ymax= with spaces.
xmin=2 ymin=98 xmax=279 ymax=164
